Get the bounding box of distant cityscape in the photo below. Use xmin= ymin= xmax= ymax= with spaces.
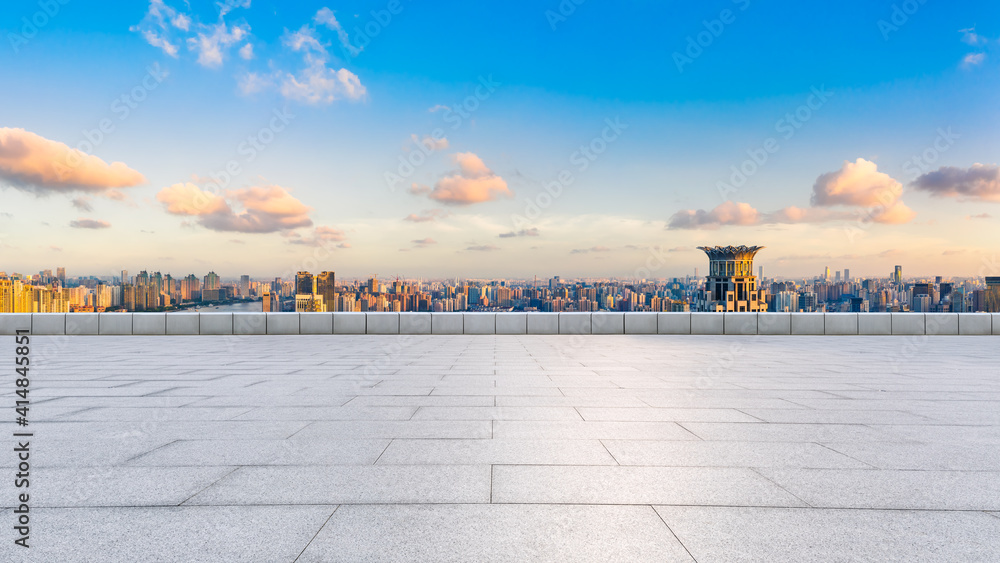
xmin=3 ymin=247 xmax=999 ymax=314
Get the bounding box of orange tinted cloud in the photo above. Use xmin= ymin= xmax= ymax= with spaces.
xmin=810 ymin=158 xmax=915 ymax=224
xmin=425 ymin=153 xmax=512 ymax=205
xmin=0 ymin=128 xmax=145 ymax=193
xmin=668 ymin=201 xmax=760 ymax=229
xmin=156 ymin=182 xmax=313 ymax=233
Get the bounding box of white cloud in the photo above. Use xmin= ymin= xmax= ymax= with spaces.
xmin=314 ymin=7 xmax=359 ymax=56
xmin=962 ymin=52 xmax=986 ymax=68
xmin=187 ymin=21 xmax=250 ymax=68
xmin=133 ymin=1 xmax=252 ymax=68
xmin=239 ymin=43 xmax=254 ymax=60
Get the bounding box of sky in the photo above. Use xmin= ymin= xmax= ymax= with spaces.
xmin=1 ymin=0 xmax=999 ymax=280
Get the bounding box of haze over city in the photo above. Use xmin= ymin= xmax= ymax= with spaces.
xmin=1 ymin=1 xmax=998 ymax=279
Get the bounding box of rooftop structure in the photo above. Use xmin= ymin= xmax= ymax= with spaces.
xmin=695 ymin=245 xmax=767 ymax=312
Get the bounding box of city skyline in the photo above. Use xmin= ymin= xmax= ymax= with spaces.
xmin=2 ymin=2 xmax=999 ymax=277
xmin=5 ymin=258 xmax=999 ymax=315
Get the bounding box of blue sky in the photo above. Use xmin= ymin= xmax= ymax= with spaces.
xmin=1 ymin=0 xmax=999 ymax=280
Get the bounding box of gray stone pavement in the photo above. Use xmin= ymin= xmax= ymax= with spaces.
xmin=2 ymin=334 xmax=1000 ymax=562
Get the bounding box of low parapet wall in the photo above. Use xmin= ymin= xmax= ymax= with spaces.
xmin=2 ymin=312 xmax=998 ymax=335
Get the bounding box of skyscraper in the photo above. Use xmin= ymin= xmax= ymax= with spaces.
xmin=317 ymin=271 xmax=336 ymax=311
xmin=296 ymin=272 xmax=314 ymax=296
xmin=824 ymin=267 xmax=831 ymax=281
xmin=694 ymin=245 xmax=767 ymax=312
xmin=844 ymin=269 xmax=850 ymax=283
xmin=56 ymin=267 xmax=66 ymax=285
xmin=239 ymin=275 xmax=250 ymax=298
xmin=894 ymin=265 xmax=903 ymax=285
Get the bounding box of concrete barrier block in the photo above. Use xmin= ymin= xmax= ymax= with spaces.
xmin=31 ymin=313 xmax=66 ymax=335
xmin=824 ymin=314 xmax=859 ymax=335
xmin=366 ymin=313 xmax=399 ymax=334
xmin=690 ymin=313 xmax=723 ymax=335
xmin=526 ymin=314 xmax=558 ymax=335
xmin=234 ymin=313 xmax=266 ymax=335
xmin=994 ymin=314 xmax=1000 ymax=336
xmin=266 ymin=313 xmax=300 ymax=335
xmin=791 ymin=313 xmax=824 ymax=335
xmin=496 ymin=313 xmax=527 ymax=335
xmin=757 ymin=313 xmax=791 ymax=335
xmin=399 ymin=313 xmax=431 ymax=335
xmin=0 ymin=313 xmax=31 ymax=335
xmin=464 ymin=313 xmax=496 ymax=334
xmin=333 ymin=313 xmax=366 ymax=334
xmin=66 ymin=313 xmax=99 ymax=335
xmin=891 ymin=313 xmax=925 ymax=335
xmin=624 ymin=313 xmax=657 ymax=334
xmin=957 ymin=314 xmax=991 ymax=336
xmin=300 ymin=313 xmax=333 ymax=334
xmin=431 ymin=313 xmax=463 ymax=335
xmin=658 ymin=313 xmax=691 ymax=334
xmin=98 ymin=313 xmax=133 ymax=335
xmin=199 ymin=313 xmax=233 ymax=335
xmin=132 ymin=313 xmax=166 ymax=335
xmin=592 ymin=312 xmax=624 ymax=334
xmin=559 ymin=313 xmax=592 ymax=335
xmin=858 ymin=313 xmax=891 ymax=335
xmin=166 ymin=313 xmax=200 ymax=335
xmin=925 ymin=313 xmax=958 ymax=336
xmin=723 ymin=313 xmax=757 ymax=335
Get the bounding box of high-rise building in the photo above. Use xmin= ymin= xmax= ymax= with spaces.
xmin=986 ymin=277 xmax=1000 ymax=312
xmin=824 ymin=266 xmax=831 ymax=281
xmin=239 ymin=275 xmax=250 ymax=298
xmin=694 ymin=245 xmax=767 ymax=312
xmin=835 ymin=270 xmax=841 ymax=283
xmin=262 ymin=291 xmax=280 ymax=312
xmin=0 ymin=278 xmax=13 ymax=313
xmin=56 ymin=267 xmax=66 ymax=285
xmin=295 ymin=272 xmax=314 ymax=296
xmin=203 ymin=271 xmax=220 ymax=291
xmin=894 ymin=265 xmax=903 ymax=285
xmin=844 ymin=269 xmax=850 ymax=283
xmin=317 ymin=271 xmax=336 ymax=309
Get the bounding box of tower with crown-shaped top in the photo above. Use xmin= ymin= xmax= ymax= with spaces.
xmin=695 ymin=245 xmax=767 ymax=312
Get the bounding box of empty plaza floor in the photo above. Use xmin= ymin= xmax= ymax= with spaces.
xmin=3 ymin=334 xmax=1000 ymax=562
